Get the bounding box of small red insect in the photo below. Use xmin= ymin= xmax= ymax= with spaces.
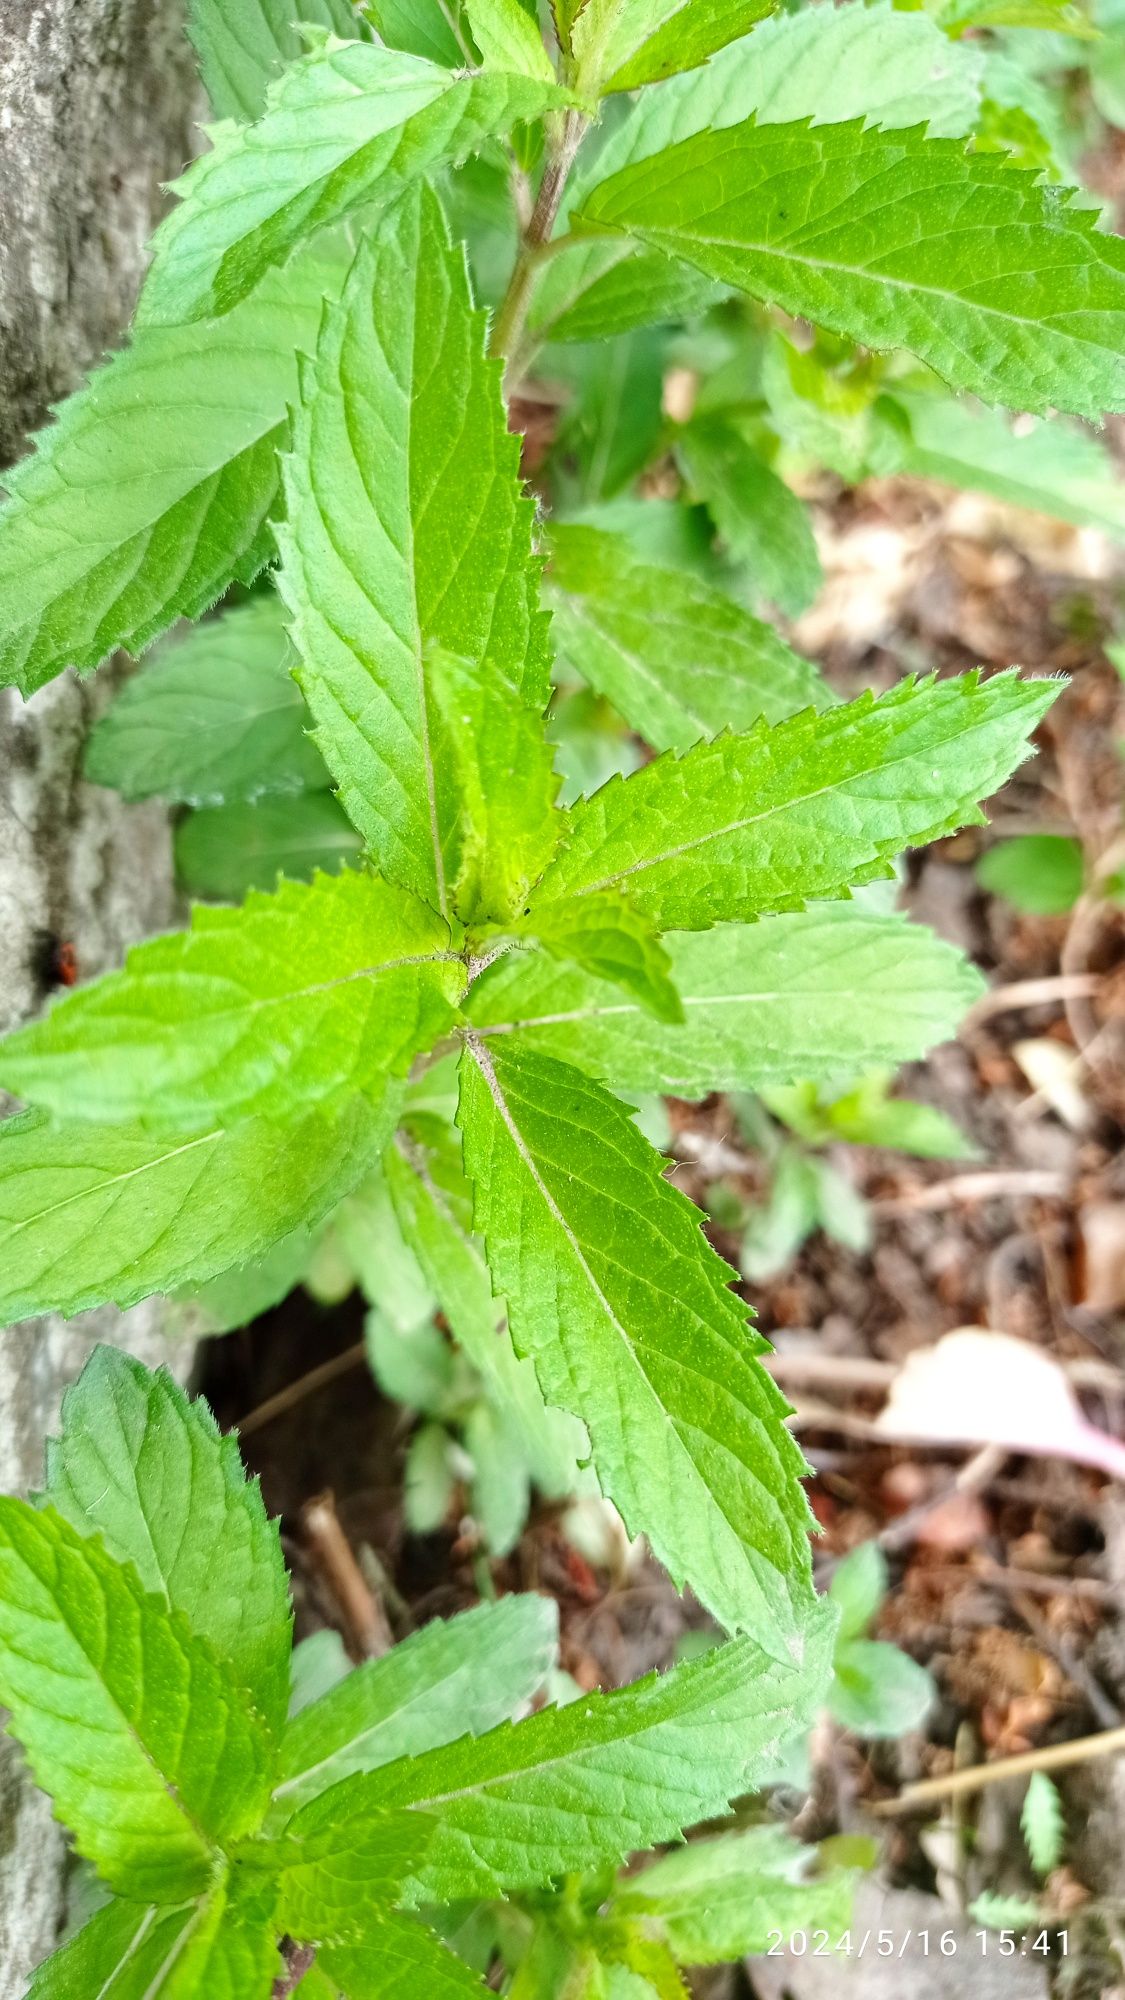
xmin=30 ymin=930 xmax=78 ymax=992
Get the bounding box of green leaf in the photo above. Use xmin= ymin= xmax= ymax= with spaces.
xmin=458 ymin=1037 xmax=815 ymax=1649
xmin=364 ymin=0 xmax=468 ymax=64
xmin=612 ymin=1824 xmax=854 ymax=1964
xmin=322 ymin=1919 xmax=489 ymax=1996
xmin=278 ymin=183 xmax=553 ymax=918
xmin=175 ymin=793 xmax=363 ymax=901
xmin=531 ymin=0 xmax=982 ymax=344
xmin=573 ymin=0 xmax=774 ymax=95
xmin=977 ymin=833 xmax=1085 ymax=915
xmin=675 ymin=415 xmax=822 ymax=616
xmin=828 ymin=1542 xmax=886 ymax=1644
xmin=1022 ymin=1771 xmax=1066 ymax=1878
xmin=26 ymin=1882 xmax=282 ymax=1999
xmin=271 ymin=1775 xmax=431 ymax=1945
xmin=969 ymin=1891 xmax=1042 ymax=1933
xmin=84 ymin=596 xmax=325 ymax=807
xmin=830 ymin=1638 xmax=935 ymax=1738
xmin=188 ymin=0 xmax=364 ymax=119
xmin=404 ymin=1422 xmax=457 ymax=1533
xmin=595 ymin=0 xmax=983 ymax=152
xmin=464 ymin=1400 xmax=532 ymax=1555
xmin=739 ymin=1146 xmax=821 ymax=1282
xmin=0 ymin=1092 xmax=390 ymax=1323
xmin=425 ymin=649 xmax=561 ymax=925
xmin=465 ymin=0 xmax=555 ymax=79
xmin=800 ymin=1074 xmax=976 ymax=1160
xmin=0 ymin=872 xmax=462 ymax=1130
xmin=176 ymin=1227 xmax=316 ymax=1335
xmin=385 ymin=1136 xmax=589 ymax=1498
xmin=577 ymin=120 xmax=1125 ymax=419
xmin=534 ymin=672 xmax=1058 ymax=932
xmin=0 ymin=1503 xmax=271 ymax=1900
xmin=290 ymin=1629 xmax=351 ymax=1716
xmin=466 ymin=909 xmax=983 ymax=1097
xmin=873 ymin=389 xmax=1125 ymax=543
xmin=0 ymin=255 xmax=343 ymax=697
xmin=550 ymin=333 xmax=669 ymax=503
xmin=42 ymin=1347 xmax=291 ymax=1742
xmin=548 ymin=523 xmax=827 ymax=752
xmin=274 ymin=1595 xmax=559 ymax=1812
xmin=140 ymin=42 xmax=568 ymax=326
xmin=356 ymin=1620 xmax=834 ymax=1902
xmin=519 ymin=890 xmax=685 ymax=1023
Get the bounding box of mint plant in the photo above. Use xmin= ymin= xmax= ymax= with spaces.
xmin=0 ymin=0 xmax=1113 ymax=1976
xmin=10 ymin=1347 xmax=832 ymax=1995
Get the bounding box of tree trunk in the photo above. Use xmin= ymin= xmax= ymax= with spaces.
xmin=0 ymin=3 xmax=197 ymax=1985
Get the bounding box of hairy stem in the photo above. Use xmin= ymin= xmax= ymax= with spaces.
xmin=490 ymin=107 xmax=588 ymax=378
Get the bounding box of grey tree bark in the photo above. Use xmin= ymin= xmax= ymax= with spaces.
xmin=0 ymin=3 xmax=198 ymax=1987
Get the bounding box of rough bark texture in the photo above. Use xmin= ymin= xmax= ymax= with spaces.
xmin=0 ymin=2 xmax=198 ymax=1985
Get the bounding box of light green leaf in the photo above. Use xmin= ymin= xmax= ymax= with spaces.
xmin=274 ymin=1595 xmax=558 ymax=1812
xmin=175 ymin=793 xmax=363 ymax=901
xmin=578 ymin=120 xmax=1125 ymax=419
xmin=532 ymin=0 xmax=982 ymax=343
xmin=613 ymin=1824 xmax=854 ymax=1964
xmin=0 ymin=872 xmax=462 ymax=1130
xmin=26 ymin=1883 xmax=282 ymax=1999
xmin=969 ymin=1891 xmax=1043 ymax=1933
xmin=0 ymin=256 xmax=343 ymax=697
xmin=466 ymin=909 xmax=984 ymax=1096
xmin=340 ymin=1170 xmax=437 ymax=1326
xmin=188 ymin=0 xmax=364 ymax=119
xmin=358 ymin=1619 xmax=834 ymax=1901
xmin=141 ymin=42 xmax=568 ymax=325
xmin=459 ymin=1037 xmax=815 ymax=1648
xmin=830 ymin=1638 xmax=935 ymax=1737
xmin=465 ymin=0 xmax=555 ymax=79
xmin=519 ymin=890 xmax=685 ymax=1023
xmin=271 ymin=1775 xmax=430 ymax=1945
xmin=322 ymin=1919 xmax=488 ymax=1996
xmin=1022 ymin=1771 xmax=1066 ymax=1878
xmin=739 ymin=1146 xmax=821 ymax=1282
xmin=0 ymin=1503 xmax=271 ymax=1900
xmin=278 ymin=183 xmax=552 ymax=917
xmin=405 ymin=1422 xmax=457 ymax=1532
xmin=535 ymin=672 xmax=1058 ymax=932
xmin=597 ymin=0 xmax=983 ymax=152
xmin=464 ymin=1399 xmax=531 ymax=1555
xmin=386 ymin=1136 xmax=589 ymax=1496
xmin=828 ymin=1542 xmax=886 ymax=1644
xmin=84 ymin=596 xmax=323 ymax=807
xmin=42 ymin=1346 xmax=291 ymax=1742
xmin=805 ymin=1074 xmax=976 ymax=1160
xmin=548 ymin=523 xmax=827 ymax=752
xmin=573 ymin=0 xmax=774 ymax=95
xmin=0 ymin=1092 xmax=390 ymax=1323
xmin=365 ymin=0 xmax=468 ymax=64
xmin=977 ymin=832 xmax=1085 ymax=915
xmin=176 ymin=1227 xmax=316 ymax=1335
xmin=675 ymin=415 xmax=822 ymax=615
xmin=873 ymin=389 xmax=1125 ymax=542
xmin=426 ymin=649 xmax=561 ymax=925
xmin=290 ymin=1629 xmax=351 ymax=1716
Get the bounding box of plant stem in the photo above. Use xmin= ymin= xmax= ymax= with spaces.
xmin=490 ymin=108 xmax=588 ymax=377
xmin=872 ymin=1721 xmax=1125 ymax=1816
